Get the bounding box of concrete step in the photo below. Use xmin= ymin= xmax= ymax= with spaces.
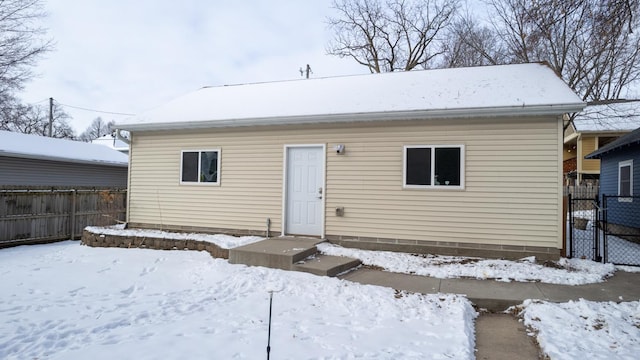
xmin=294 ymin=254 xmax=362 ymax=277
xmin=229 ymin=237 xmax=323 ymax=271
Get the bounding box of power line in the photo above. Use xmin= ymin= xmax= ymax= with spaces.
xmin=28 ymin=98 xmax=50 ymax=105
xmin=53 ymin=100 xmax=135 ymax=116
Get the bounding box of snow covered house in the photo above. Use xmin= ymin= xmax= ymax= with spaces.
xmin=0 ymin=131 xmax=128 ymax=187
xmin=563 ymin=100 xmax=640 ymax=185
xmin=117 ymin=63 xmax=585 ymax=260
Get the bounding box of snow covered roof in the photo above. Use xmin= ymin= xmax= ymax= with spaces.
xmin=0 ymin=130 xmax=129 ymax=167
xmin=91 ymin=133 xmax=129 ymax=152
xmin=118 ymin=63 xmax=585 ymax=131
xmin=573 ymin=100 xmax=640 ymax=132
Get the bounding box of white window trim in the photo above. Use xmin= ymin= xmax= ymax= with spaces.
xmin=180 ymin=149 xmax=221 ymax=186
xmin=403 ymin=145 xmax=465 ymax=190
xmin=618 ymin=159 xmax=633 ymax=202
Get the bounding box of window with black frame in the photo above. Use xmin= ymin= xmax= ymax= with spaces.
xmin=404 ymin=145 xmax=464 ymax=189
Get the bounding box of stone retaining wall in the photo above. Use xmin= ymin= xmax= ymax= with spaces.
xmin=81 ymin=230 xmax=229 ymax=259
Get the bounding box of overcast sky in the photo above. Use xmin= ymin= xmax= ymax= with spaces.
xmin=21 ymin=0 xmax=387 ymax=133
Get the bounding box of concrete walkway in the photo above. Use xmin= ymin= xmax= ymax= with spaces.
xmin=230 ymin=237 xmax=638 ymax=359
xmin=475 ymin=313 xmax=541 ymax=360
xmin=340 ymin=268 xmax=640 ymax=311
xmin=340 ymin=267 xmax=639 ymax=359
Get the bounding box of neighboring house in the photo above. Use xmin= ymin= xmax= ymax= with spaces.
xmin=585 ymin=127 xmax=640 ymax=232
xmin=0 ymin=131 xmax=129 ymax=187
xmin=117 ymin=63 xmax=584 ymax=260
xmin=563 ymin=100 xmax=640 ymax=185
xmin=92 ymin=133 xmax=130 ymax=155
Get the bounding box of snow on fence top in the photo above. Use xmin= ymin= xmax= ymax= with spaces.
xmin=119 ymin=63 xmax=585 ymax=131
xmin=0 ymin=130 xmax=129 ymax=166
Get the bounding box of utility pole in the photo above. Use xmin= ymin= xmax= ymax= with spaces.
xmin=48 ymin=97 xmax=53 ymax=137
xmin=299 ymin=64 xmax=313 ymax=79
xmin=305 ymin=64 xmax=312 ymax=79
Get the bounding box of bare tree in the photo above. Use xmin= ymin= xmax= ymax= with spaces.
xmin=326 ymin=0 xmax=459 ymax=72
xmin=0 ymin=0 xmax=55 ymax=137
xmin=441 ymin=15 xmax=505 ymax=68
xmin=0 ymin=0 xmax=53 ymax=100
xmin=0 ymin=100 xmax=75 ymax=139
xmin=483 ymin=0 xmax=640 ymax=102
xmin=78 ymin=117 xmax=115 ymax=142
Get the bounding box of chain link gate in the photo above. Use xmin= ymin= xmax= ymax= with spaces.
xmin=567 ymin=193 xmax=601 ymax=261
xmin=601 ymin=195 xmax=640 ymax=266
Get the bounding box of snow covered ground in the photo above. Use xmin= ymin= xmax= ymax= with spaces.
xmin=3 ymin=229 xmax=639 ymax=359
xmin=519 ymin=299 xmax=640 ymax=360
xmin=0 ymin=241 xmax=476 ymax=359
xmin=86 ymin=225 xmax=621 ymax=285
xmin=318 ymin=243 xmax=616 ymax=285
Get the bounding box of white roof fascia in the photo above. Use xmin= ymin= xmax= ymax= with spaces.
xmin=119 ymin=103 xmax=585 ymax=132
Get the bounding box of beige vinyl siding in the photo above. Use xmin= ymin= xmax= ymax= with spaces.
xmin=128 ymin=136 xmax=285 ymax=232
xmin=579 ymin=136 xmax=600 ymax=172
xmin=128 ymin=116 xmax=562 ymax=249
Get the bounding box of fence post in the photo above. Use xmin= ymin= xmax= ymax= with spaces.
xmin=568 ymin=193 xmax=573 ymax=258
xmin=602 ymin=195 xmax=608 ymax=264
xmin=562 ymin=195 xmax=567 ymax=257
xmin=70 ymin=190 xmax=77 ymax=240
xmin=593 ymin=194 xmax=601 ymax=262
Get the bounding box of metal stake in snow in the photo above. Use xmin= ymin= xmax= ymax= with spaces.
xmin=267 ymin=290 xmax=274 ymax=360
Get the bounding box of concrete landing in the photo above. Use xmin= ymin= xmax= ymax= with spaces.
xmin=229 ymin=237 xmax=361 ymax=276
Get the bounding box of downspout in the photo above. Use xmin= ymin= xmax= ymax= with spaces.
xmin=115 ymin=129 xmax=130 ymax=145
xmin=116 ymin=128 xmax=131 ymax=227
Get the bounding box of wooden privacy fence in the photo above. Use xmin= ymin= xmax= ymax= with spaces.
xmin=0 ymin=188 xmax=126 ymax=246
xmin=564 ymin=185 xmax=599 ymax=199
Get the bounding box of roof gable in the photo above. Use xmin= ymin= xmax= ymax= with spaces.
xmin=118 ymin=63 xmax=585 ymax=131
xmin=0 ymin=131 xmax=129 ymax=166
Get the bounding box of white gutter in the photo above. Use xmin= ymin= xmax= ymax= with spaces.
xmin=118 ymin=103 xmax=587 ymax=132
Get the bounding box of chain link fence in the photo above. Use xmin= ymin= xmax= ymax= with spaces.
xmin=567 ymin=193 xmax=600 ymax=261
xmin=602 ymin=195 xmax=640 ymax=266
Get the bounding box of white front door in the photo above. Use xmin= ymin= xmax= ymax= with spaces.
xmin=285 ymin=146 xmax=324 ymax=236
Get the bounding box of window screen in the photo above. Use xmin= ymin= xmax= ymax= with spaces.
xmin=620 ymin=163 xmax=632 ymax=196
xmin=182 ymin=151 xmax=199 ymax=182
